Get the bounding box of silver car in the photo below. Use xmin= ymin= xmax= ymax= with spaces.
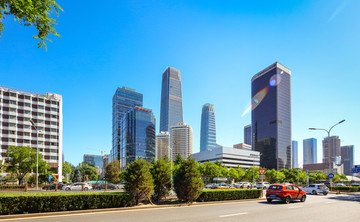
xmin=62 ymin=182 xmax=92 ymax=191
xmin=301 ymin=184 xmax=328 ymax=195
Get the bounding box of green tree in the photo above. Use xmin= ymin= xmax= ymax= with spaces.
xmin=104 ymin=160 xmax=121 ymax=183
xmin=309 ymin=171 xmax=327 ymax=183
xmin=122 ymin=158 xmax=154 ymax=205
xmin=6 ymin=146 xmax=49 ymax=183
xmin=174 ymin=157 xmax=203 ymax=203
xmin=228 ymin=168 xmax=239 ymax=181
xmin=235 ymin=166 xmax=246 ymax=182
xmin=219 ymin=166 xmax=229 ymax=178
xmin=245 ymin=166 xmax=259 ymax=182
xmin=201 ymin=162 xmax=221 ymax=182
xmin=78 ymin=163 xmax=98 ymax=181
xmin=0 ymin=0 xmax=63 ymax=49
xmin=150 ymin=157 xmax=171 ymax=201
xmin=174 ymin=154 xmax=184 ymax=166
xmin=62 ymin=161 xmax=75 ymax=182
xmin=265 ymin=169 xmax=286 ymax=184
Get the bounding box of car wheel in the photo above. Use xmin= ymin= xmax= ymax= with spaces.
xmin=84 ymin=187 xmax=89 ymax=191
xmin=323 ymin=192 xmax=328 ymax=196
xmin=65 ymin=187 xmax=70 ymax=191
xmin=300 ymin=195 xmax=306 ymax=202
xmin=284 ymin=196 xmax=291 ymax=204
xmin=312 ymin=190 xmax=317 ymax=195
xmin=267 ymin=198 xmax=272 ymax=203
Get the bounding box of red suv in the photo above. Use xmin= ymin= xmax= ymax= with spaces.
xmin=266 ymin=184 xmax=306 ymax=204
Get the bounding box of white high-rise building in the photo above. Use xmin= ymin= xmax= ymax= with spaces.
xmin=170 ymin=122 xmax=193 ymax=161
xmin=0 ymin=86 xmax=63 ymax=181
xmin=156 ymin=131 xmax=170 ymax=160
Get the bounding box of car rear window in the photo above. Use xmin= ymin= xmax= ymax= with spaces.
xmin=269 ymin=185 xmax=283 ymax=190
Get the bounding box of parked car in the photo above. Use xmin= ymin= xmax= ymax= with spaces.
xmin=335 ymin=183 xmax=346 ymax=186
xmin=94 ymin=183 xmax=117 ymax=190
xmin=211 ymin=183 xmax=232 ymax=189
xmin=42 ymin=183 xmax=66 ymax=190
xmin=235 ymin=182 xmax=252 ymax=189
xmin=62 ymin=182 xmax=92 ymax=191
xmin=301 ymin=184 xmax=328 ymax=195
xmin=266 ymin=184 xmax=306 ymax=204
xmin=256 ymin=182 xmax=271 ymax=190
xmin=116 ymin=183 xmax=125 ymax=189
xmin=351 ymin=183 xmax=360 ymax=186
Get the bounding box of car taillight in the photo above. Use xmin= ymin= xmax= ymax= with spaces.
xmin=317 ymin=187 xmax=321 ymax=189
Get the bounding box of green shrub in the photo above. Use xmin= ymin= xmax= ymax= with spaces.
xmin=0 ymin=185 xmax=25 ymax=190
xmin=0 ymin=192 xmax=135 ymax=215
xmin=197 ymin=189 xmax=262 ymax=202
xmin=332 ymin=186 xmax=359 ymax=192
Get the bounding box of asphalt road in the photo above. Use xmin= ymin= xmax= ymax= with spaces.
xmin=2 ymin=193 xmax=360 ymax=222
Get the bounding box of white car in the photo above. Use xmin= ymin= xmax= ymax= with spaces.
xmin=235 ymin=182 xmax=251 ymax=189
xmin=301 ymin=184 xmax=328 ymax=195
xmin=62 ymin=182 xmax=92 ymax=191
xmin=256 ymin=182 xmax=271 ymax=189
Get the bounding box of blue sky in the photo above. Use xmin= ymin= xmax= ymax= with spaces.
xmin=1 ymin=0 xmax=359 ymax=167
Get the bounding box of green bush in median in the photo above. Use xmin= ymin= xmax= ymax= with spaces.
xmin=332 ymin=186 xmax=359 ymax=192
xmin=197 ymin=189 xmax=262 ymax=202
xmin=0 ymin=192 xmax=134 ymax=215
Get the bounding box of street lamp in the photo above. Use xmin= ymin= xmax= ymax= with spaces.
xmin=250 ymin=153 xmax=260 ymax=188
xmin=309 ymin=119 xmax=345 ymax=190
xmin=30 ymin=119 xmax=40 ymax=190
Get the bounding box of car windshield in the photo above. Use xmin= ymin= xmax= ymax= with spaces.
xmin=268 ymin=185 xmax=282 ymax=190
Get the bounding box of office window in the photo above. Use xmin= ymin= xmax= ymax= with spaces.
xmin=51 ymin=107 xmax=57 ymax=112
xmin=50 ymin=135 xmax=57 ymax=139
xmin=38 ymin=105 xmax=44 ymax=109
xmin=50 ymin=128 xmax=57 ymax=132
xmin=9 ymin=92 xmax=16 ymax=97
xmin=9 ymin=115 xmax=16 ymax=119
xmin=9 ymin=138 xmax=16 ymax=142
xmin=24 ymin=95 xmax=31 ymax=100
xmin=9 ymin=123 xmax=16 ymax=127
xmin=38 ymin=112 xmax=44 ymax=117
xmin=24 ymin=132 xmax=30 ymax=136
xmin=9 ymin=108 xmax=16 ymax=112
xmin=9 ymin=100 xmax=17 ymax=105
xmin=24 ymin=103 xmax=30 ymax=107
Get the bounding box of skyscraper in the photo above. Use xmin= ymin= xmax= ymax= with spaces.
xmin=341 ymin=145 xmax=354 ymax=175
xmin=112 ymin=87 xmax=143 ymax=161
xmin=244 ymin=124 xmax=252 ymax=146
xmin=200 ymin=103 xmax=216 ymax=152
xmin=156 ymin=131 xmax=170 ymax=160
xmin=160 ymin=67 xmax=183 ymax=132
xmin=251 ymin=62 xmax=292 ymax=170
xmin=303 ymin=138 xmax=317 ymax=164
xmin=170 ymin=122 xmax=193 ymax=160
xmin=120 ymin=106 xmax=156 ymax=170
xmin=322 ymin=136 xmax=341 ymax=166
xmin=292 ymin=140 xmax=298 ymax=168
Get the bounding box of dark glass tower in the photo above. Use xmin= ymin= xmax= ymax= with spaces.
xmin=251 ymin=62 xmax=292 ymax=170
xmin=244 ymin=124 xmax=252 ymax=145
xmin=112 ymin=87 xmax=143 ymax=161
xmin=120 ymin=106 xmax=156 ymax=170
xmin=341 ymin=145 xmax=354 ymax=175
xmin=200 ymin=103 xmax=216 ymax=152
xmin=160 ymin=67 xmax=183 ymax=132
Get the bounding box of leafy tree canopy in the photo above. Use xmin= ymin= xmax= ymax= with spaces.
xmin=150 ymin=157 xmax=171 ymax=201
xmin=105 ymin=160 xmax=121 ymax=184
xmin=78 ymin=163 xmax=98 ymax=181
xmin=62 ymin=161 xmax=75 ymax=182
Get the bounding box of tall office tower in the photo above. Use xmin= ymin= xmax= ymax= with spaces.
xmin=341 ymin=145 xmax=354 ymax=175
xmin=112 ymin=87 xmax=143 ymax=161
xmin=160 ymin=67 xmax=183 ymax=132
xmin=322 ymin=136 xmax=341 ymax=166
xmin=83 ymin=154 xmax=104 ymax=170
xmin=120 ymin=106 xmax=155 ymax=170
xmin=200 ymin=103 xmax=216 ymax=152
xmin=292 ymin=140 xmax=298 ymax=168
xmin=0 ymin=86 xmax=63 ymax=181
xmin=251 ymin=62 xmax=292 ymax=170
xmin=303 ymin=138 xmax=317 ymax=164
xmin=244 ymin=124 xmax=252 ymax=146
xmin=170 ymin=122 xmax=193 ymax=161
xmin=156 ymin=131 xmax=170 ymax=160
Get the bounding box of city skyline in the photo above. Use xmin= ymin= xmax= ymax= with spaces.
xmin=1 ymin=1 xmax=359 ymax=166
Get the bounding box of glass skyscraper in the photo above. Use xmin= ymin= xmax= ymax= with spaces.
xmin=200 ymin=103 xmax=216 ymax=152
xmin=244 ymin=124 xmax=252 ymax=146
xmin=160 ymin=67 xmax=183 ymax=132
xmin=251 ymin=62 xmax=292 ymax=170
xmin=303 ymin=138 xmax=317 ymax=164
xmin=120 ymin=106 xmax=156 ymax=170
xmin=341 ymin=145 xmax=354 ymax=175
xmin=292 ymin=140 xmax=298 ymax=168
xmin=112 ymin=87 xmax=143 ymax=161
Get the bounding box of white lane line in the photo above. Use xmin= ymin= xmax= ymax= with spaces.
xmin=219 ymin=212 xmax=248 ymax=218
xmin=288 ymin=206 xmax=303 ymax=209
xmin=326 ymin=201 xmax=334 ymax=204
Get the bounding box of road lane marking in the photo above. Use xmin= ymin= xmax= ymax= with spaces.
xmin=288 ymin=206 xmax=303 ymax=209
xmin=219 ymin=212 xmax=248 ymax=217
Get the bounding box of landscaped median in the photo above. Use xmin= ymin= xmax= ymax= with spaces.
xmin=0 ymin=192 xmax=135 ymax=215
xmin=331 ymin=186 xmax=360 ymax=192
xmin=197 ymin=189 xmax=262 ymax=202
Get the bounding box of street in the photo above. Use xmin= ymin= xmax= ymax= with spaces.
xmin=2 ymin=193 xmax=360 ymax=222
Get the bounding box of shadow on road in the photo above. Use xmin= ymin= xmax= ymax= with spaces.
xmin=328 ymin=193 xmax=360 ymax=203
xmin=257 ymin=200 xmax=304 ymax=205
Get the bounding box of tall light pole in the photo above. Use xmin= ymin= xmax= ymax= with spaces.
xmin=250 ymin=153 xmax=259 ymax=188
xmin=309 ymin=119 xmax=345 ymax=190
xmin=30 ymin=119 xmax=39 ymax=190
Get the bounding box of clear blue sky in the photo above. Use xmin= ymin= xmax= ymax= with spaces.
xmin=1 ymin=0 xmax=359 ymax=167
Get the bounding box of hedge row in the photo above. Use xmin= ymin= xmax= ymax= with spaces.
xmin=0 ymin=192 xmax=135 ymax=215
xmin=0 ymin=185 xmax=25 ymax=189
xmin=197 ymin=189 xmax=262 ymax=202
xmin=331 ymin=186 xmax=360 ymax=192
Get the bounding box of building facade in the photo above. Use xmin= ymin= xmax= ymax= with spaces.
xmin=292 ymin=140 xmax=298 ymax=168
xmin=192 ymin=146 xmax=260 ymax=169
xmin=341 ymin=145 xmax=354 ymax=175
xmin=303 ymin=138 xmax=317 ymax=164
xmin=120 ymin=106 xmax=156 ymax=170
xmin=322 ymin=136 xmax=341 ymax=166
xmin=244 ymin=124 xmax=252 ymax=146
xmin=0 ymin=86 xmax=63 ymax=180
xmin=170 ymin=122 xmax=192 ymax=161
xmin=233 ymin=143 xmax=252 ymax=150
xmin=160 ymin=67 xmax=183 ymax=132
xmin=200 ymin=103 xmax=216 ymax=152
xmin=112 ymin=87 xmax=143 ymax=161
xmin=83 ymin=154 xmax=104 ymax=175
xmin=156 ymin=131 xmax=170 ymax=160
xmin=251 ymin=62 xmax=292 ymax=170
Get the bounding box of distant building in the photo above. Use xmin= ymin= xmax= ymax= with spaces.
xmin=303 ymin=162 xmax=344 ymax=175
xmin=156 ymin=131 xmax=170 ymax=160
xmin=200 ymin=103 xmax=216 ymax=151
xmin=292 ymin=140 xmax=298 ymax=168
xmin=244 ymin=124 xmax=252 ymax=146
xmin=303 ymin=138 xmax=317 ymax=164
xmin=233 ymin=143 xmax=252 ymax=150
xmin=170 ymin=122 xmax=193 ymax=161
xmin=103 ymin=154 xmax=109 ymax=168
xmin=341 ymin=145 xmax=354 ymax=175
xmin=160 ymin=67 xmax=183 ymax=132
xmin=323 ymin=136 xmax=341 ymax=166
xmin=83 ymin=154 xmax=104 ymax=174
xmin=251 ymin=62 xmax=292 ymax=170
xmin=192 ymin=146 xmax=260 ymax=169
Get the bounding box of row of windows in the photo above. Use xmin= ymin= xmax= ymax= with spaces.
xmin=1 ymin=100 xmax=58 ymax=111
xmin=1 ymin=123 xmax=58 ymax=131
xmin=1 ymin=117 xmax=58 ymax=125
xmin=2 ymin=131 xmax=58 ymax=138
xmin=0 ymin=92 xmax=58 ymax=105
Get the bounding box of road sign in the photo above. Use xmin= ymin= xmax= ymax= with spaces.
xmin=354 ymin=165 xmax=360 ymax=168
xmin=258 ymin=169 xmax=266 ymax=175
xmin=351 ymin=168 xmax=360 ymax=173
xmin=259 ymin=175 xmax=265 ymax=179
xmin=48 ymin=175 xmax=53 ymax=182
xmin=328 ymin=173 xmax=334 ymax=179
